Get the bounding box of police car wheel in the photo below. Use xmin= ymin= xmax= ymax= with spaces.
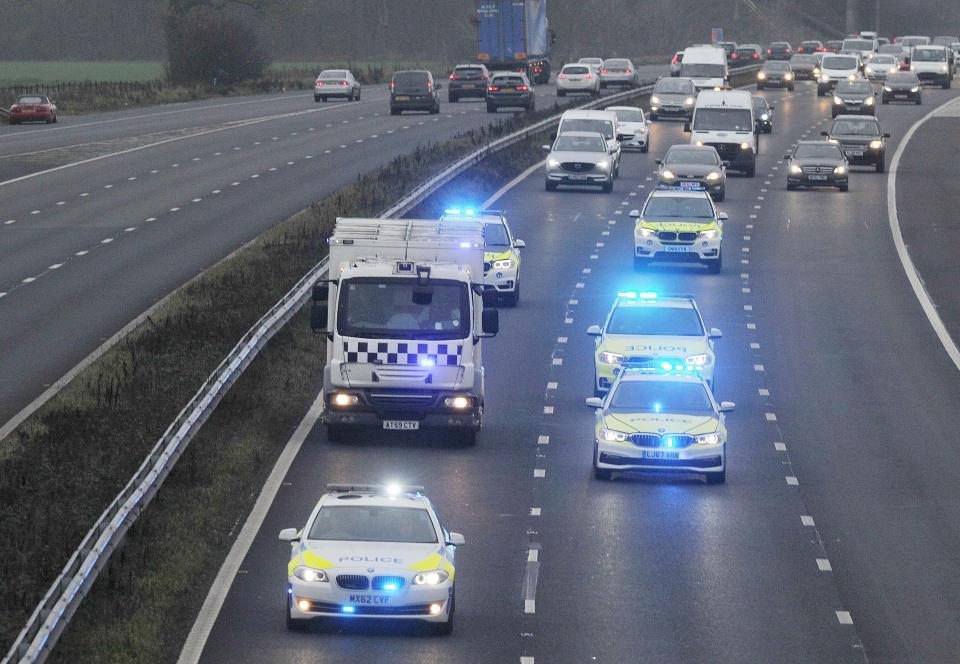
xmin=705 ymin=468 xmax=726 ymax=484
xmin=594 ymin=466 xmax=613 ymax=481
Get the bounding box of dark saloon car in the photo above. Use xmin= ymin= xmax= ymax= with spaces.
xmin=766 ymin=41 xmax=794 ymax=60
xmin=757 ymin=61 xmax=795 ymax=90
xmin=447 ymin=64 xmax=490 ymax=102
xmin=785 ymin=141 xmax=849 ymax=192
xmin=390 ymin=70 xmax=441 ymax=115
xmin=8 ymin=95 xmax=57 ymax=124
xmin=797 ymin=40 xmax=824 ymax=54
xmin=656 ymin=144 xmax=727 ymax=200
xmin=822 ymin=115 xmax=890 ymax=172
xmin=831 ymin=79 xmax=877 ymax=117
xmin=881 ymin=72 xmax=922 ymax=104
xmin=486 ymin=72 xmax=534 ymax=112
xmin=789 ymin=54 xmax=821 ymax=79
xmin=752 ymin=95 xmax=775 ymax=133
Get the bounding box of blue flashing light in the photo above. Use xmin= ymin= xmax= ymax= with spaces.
xmin=617 ymin=291 xmax=638 ymax=300
xmin=420 ymin=357 xmax=436 ymax=368
xmin=383 ymin=582 xmax=399 ymax=591
xmin=444 ymin=208 xmax=476 ymax=216
xmin=659 ymin=361 xmax=673 ymax=371
xmin=639 ymin=291 xmax=658 ymax=300
xmin=342 ymin=605 xmax=356 ymax=614
xmin=665 ymin=437 xmax=674 ymax=448
xmin=654 ymin=402 xmax=662 ymax=413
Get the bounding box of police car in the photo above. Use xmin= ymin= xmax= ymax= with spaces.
xmin=441 ymin=208 xmax=525 ymax=306
xmin=586 ymin=369 xmax=735 ymax=483
xmin=587 ymin=291 xmax=722 ymax=395
xmin=279 ymin=484 xmax=464 ymax=633
xmin=630 ymin=187 xmax=726 ymax=273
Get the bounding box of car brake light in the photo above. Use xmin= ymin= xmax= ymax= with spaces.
xmin=600 ymin=68 xmax=609 ymax=74
xmin=427 ymin=81 xmax=433 ymax=90
xmin=584 ymin=73 xmax=593 ymax=78
xmin=316 ymin=81 xmax=323 ymax=86
xmin=558 ymin=74 xmax=567 ymax=80
xmin=516 ymin=85 xmax=529 ymax=91
xmin=340 ymin=81 xmax=348 ymax=86
xmin=390 ymin=81 xmax=396 ymax=91
xmin=625 ymin=68 xmax=633 ymax=73
xmin=488 ymin=85 xmax=499 ymax=91
xmin=731 ymin=53 xmax=738 ymax=59
xmin=767 ymin=48 xmax=772 ymax=54
xmin=753 ymin=53 xmax=760 ymax=59
xmin=449 ymin=74 xmax=458 ymax=79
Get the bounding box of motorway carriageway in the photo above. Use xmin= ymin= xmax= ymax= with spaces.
xmin=0 ymin=70 xmax=663 ymax=435
xmin=184 ymin=81 xmax=960 ymax=663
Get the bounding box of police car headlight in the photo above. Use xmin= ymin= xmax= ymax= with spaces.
xmin=293 ymin=566 xmax=329 ymax=583
xmin=685 ymin=353 xmax=712 ymax=366
xmin=699 ymin=229 xmax=720 ymax=239
xmin=834 ymin=166 xmax=847 ymax=175
xmin=331 ymin=392 xmax=358 ymax=407
xmin=598 ymin=351 xmax=624 ymax=365
xmin=661 ymin=169 xmax=676 ymax=180
xmin=413 ymin=570 xmax=449 ymax=585
xmin=740 ymin=142 xmax=751 ymax=150
xmin=911 ymin=86 xmax=920 ymax=92
xmin=864 ymin=96 xmax=874 ymax=105
xmin=695 ymin=432 xmax=723 ymax=446
xmin=869 ymin=140 xmax=883 ymax=149
xmin=651 ymin=95 xmax=661 ymax=104
xmin=492 ymin=259 xmax=514 ymax=269
xmin=599 ymin=428 xmax=629 ymax=442
xmin=444 ymin=396 xmax=473 ymax=410
xmin=833 ymin=95 xmax=844 ymax=105
xmin=684 ymin=97 xmax=695 ymax=105
xmin=637 ymin=126 xmax=647 ymax=134
xmin=705 ymin=171 xmax=722 ymax=181
xmin=789 ymin=164 xmax=803 ymax=174
xmin=636 ymin=226 xmax=656 ymax=238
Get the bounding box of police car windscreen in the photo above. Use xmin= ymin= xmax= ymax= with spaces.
xmin=642 ymin=196 xmax=715 ymax=219
xmin=610 ymin=381 xmax=713 ymax=414
xmin=482 ymin=222 xmax=510 ymax=247
xmin=560 ymin=119 xmax=614 ymax=139
xmin=338 ymin=278 xmax=469 ymax=340
xmin=554 ymin=134 xmax=605 ymax=152
xmin=308 ymin=506 xmax=438 ymax=543
xmin=607 ymin=307 xmax=704 ymax=336
xmin=681 ymin=63 xmax=725 ymax=78
xmin=692 ymin=108 xmax=753 ymax=132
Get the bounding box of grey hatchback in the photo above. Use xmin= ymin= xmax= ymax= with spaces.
xmin=390 ymin=70 xmax=441 ymax=115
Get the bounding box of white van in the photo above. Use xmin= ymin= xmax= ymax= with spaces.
xmin=817 ymin=53 xmax=861 ymax=96
xmin=686 ymin=89 xmax=757 ymax=177
xmin=911 ymin=45 xmax=952 ymax=88
xmin=842 ymin=37 xmax=877 ymax=61
xmin=557 ymin=109 xmax=622 ymax=176
xmin=680 ymin=46 xmax=728 ymax=90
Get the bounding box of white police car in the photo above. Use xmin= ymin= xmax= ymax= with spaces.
xmin=588 ymin=291 xmax=722 ymax=395
xmin=441 ymin=208 xmax=526 ymax=306
xmin=631 ymin=187 xmax=726 ymax=273
xmin=279 ymin=484 xmax=464 ymax=633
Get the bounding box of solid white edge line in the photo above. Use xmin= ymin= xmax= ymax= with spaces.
xmin=177 ymin=393 xmax=325 ymax=664
xmin=480 ymin=160 xmax=545 ymax=209
xmin=886 ymin=95 xmax=960 ymax=372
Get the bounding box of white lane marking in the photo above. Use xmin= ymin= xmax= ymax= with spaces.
xmin=75 ymin=250 xmax=88 ymax=256
xmin=192 ymin=157 xmax=200 ymax=162
xmin=21 ymin=277 xmax=36 ymax=283
xmin=251 ymin=174 xmax=259 ymax=179
xmin=744 ymin=235 xmax=751 ymax=241
xmin=817 ymin=558 xmax=833 ymax=572
xmin=801 ymin=515 xmax=816 ymax=526
xmin=837 ymin=611 xmax=853 ymax=625
xmin=212 ymin=190 xmax=221 ymax=195
xmin=268 ymin=167 xmax=277 ymax=172
xmin=214 ymin=152 xmax=222 ymax=156
xmin=170 ymin=207 xmax=180 ymax=212
xmin=582 ymin=268 xmax=591 ymax=274
xmin=747 ymin=323 xmax=757 ymax=330
xmin=521 ymin=658 xmax=535 ymax=664
xmin=576 ymin=282 xmax=585 ymax=288
xmin=479 ymin=161 xmax=545 ymax=208
xmin=172 ymin=163 xmax=180 ymax=167
xmin=48 ymin=263 xmax=62 ymax=270
xmin=543 ymin=406 xmax=555 ymax=415
xmin=286 ymin=161 xmax=294 ymax=166
xmin=538 ymin=435 xmax=549 ymax=445
xmin=765 ymin=412 xmax=778 ymax=421
xmin=56 ymin=201 xmax=65 ymax=206
xmin=786 ymin=476 xmax=799 ymax=486
xmin=0 ymin=293 xmax=5 ymax=298
xmin=534 ymin=469 xmax=546 ymax=478
xmin=552 ymin=358 xmax=563 ymax=366
xmin=191 ymin=198 xmax=202 ymax=203
xmin=527 ymin=549 xmax=539 ymax=562
xmin=324 ymin=149 xmax=331 ymax=154
xmin=4 ymin=220 xmax=14 ymax=225
xmin=742 ymin=287 xmax=751 ymax=293
xmin=750 ymin=342 xmax=760 ymax=349
xmin=176 ymin=394 xmax=325 ymax=664
xmin=742 ymin=247 xmax=750 ymax=253
xmin=759 ymin=388 xmax=769 ymax=396
xmin=557 ymin=337 xmax=568 ymax=343
xmin=231 ymin=182 xmax=239 ymax=186
xmin=754 ymin=364 xmax=764 ymax=371
xmin=125 ymin=227 xmax=136 ymax=233
xmin=146 ymin=217 xmax=157 ymax=222
xmin=744 ymin=305 xmax=753 ymax=311
xmin=530 ymin=508 xmax=541 ymax=516
xmin=568 ymin=299 xmax=579 ymax=305
xmin=547 ymin=382 xmax=558 ymax=390
xmin=741 ymin=272 xmax=749 ymax=278
xmin=887 ymin=95 xmax=960 ymax=372
xmin=774 ymin=442 xmax=787 ymax=451
xmin=564 ymin=317 xmax=573 ymax=324
xmin=30 ymin=210 xmax=40 ymax=215
xmin=101 ymin=238 xmax=113 ymax=244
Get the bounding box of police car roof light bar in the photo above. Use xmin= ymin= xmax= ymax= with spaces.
xmin=326 ymin=483 xmax=426 ymax=494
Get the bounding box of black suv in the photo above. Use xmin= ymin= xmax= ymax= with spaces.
xmin=766 ymin=41 xmax=793 ymax=60
xmin=486 ymin=72 xmax=535 ymax=113
xmin=822 ymin=115 xmax=890 ymax=172
xmin=448 ymin=64 xmax=490 ymax=102
xmin=390 ymin=70 xmax=441 ymax=115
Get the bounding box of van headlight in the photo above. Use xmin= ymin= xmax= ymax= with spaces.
xmin=911 ymin=86 xmax=920 ymax=92
xmin=758 ymin=72 xmax=767 ymax=79
xmin=599 ymin=428 xmax=629 ymax=442
xmin=869 ymin=140 xmax=883 ymax=149
xmin=444 ymin=396 xmax=473 ymax=410
xmin=293 ymin=566 xmax=329 ymax=583
xmin=833 ymin=95 xmax=844 ymax=105
xmin=651 ymin=95 xmax=661 ymax=104
xmin=598 ymin=351 xmax=624 ymax=364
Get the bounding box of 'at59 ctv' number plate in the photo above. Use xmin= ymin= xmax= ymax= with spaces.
xmin=383 ymin=420 xmax=419 ymax=430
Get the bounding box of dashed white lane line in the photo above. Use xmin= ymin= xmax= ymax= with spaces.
xmin=552 ymin=358 xmax=563 ymax=366
xmin=56 ymin=201 xmax=65 ymax=206
xmin=543 ymin=406 xmax=554 ymax=415
xmin=527 ymin=549 xmax=539 ymax=562
xmin=231 ymin=182 xmax=240 ymax=186
xmin=533 ymin=469 xmax=546 ymax=478
xmin=582 ymin=268 xmax=592 ymax=274
xmin=538 ymin=435 xmax=549 ymax=445
xmin=765 ymin=412 xmax=778 ymax=421
xmin=191 ymin=198 xmax=202 ymax=203
xmin=744 ymin=305 xmax=753 ymax=311
xmin=759 ymin=388 xmax=769 ymax=396
xmin=801 ymin=515 xmax=816 ymax=526
xmin=75 ymin=250 xmax=88 ymax=256
xmin=212 ymin=190 xmax=221 ymax=195
xmin=576 ymin=282 xmax=585 ymax=288
xmin=786 ymin=476 xmax=799 ymax=486
xmin=754 ymin=364 xmax=765 ymax=371
xmin=837 ymin=611 xmax=854 ymax=625
xmin=22 ymin=277 xmax=36 ymax=284
xmin=521 ymin=656 xmax=535 ymax=664
xmin=268 ymin=167 xmax=277 ymax=172
xmin=0 ymin=293 xmax=5 ymax=298
xmin=747 ymin=323 xmax=757 ymax=330
xmin=101 ymin=238 xmax=113 ymax=244
xmin=146 ymin=217 xmax=157 ymax=222
xmin=774 ymin=442 xmax=787 ymax=452
xmin=30 ymin=210 xmax=40 ymax=215
xmin=750 ymin=342 xmax=760 ymax=349
xmin=530 ymin=508 xmax=541 ymax=516
xmin=564 ymin=317 xmax=573 ymax=324
xmin=817 ymin=558 xmax=833 ymax=572
xmin=170 ymin=207 xmax=181 ymax=212
xmin=251 ymin=174 xmax=260 ymax=179
xmin=48 ymin=264 xmax=62 ymax=270
xmin=125 ymin=227 xmax=136 ymax=233
xmin=4 ymin=220 xmax=14 ymax=225
xmin=547 ymin=382 xmax=558 ymax=390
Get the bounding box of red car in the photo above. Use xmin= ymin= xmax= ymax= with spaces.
xmin=8 ymin=95 xmax=58 ymax=124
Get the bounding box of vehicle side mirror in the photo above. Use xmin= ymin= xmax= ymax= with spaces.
xmin=683 ymin=122 xmax=691 ymax=132
xmin=482 ymin=290 xmax=499 ymax=308
xmin=709 ymin=327 xmax=723 ymax=339
xmin=719 ymin=401 xmax=736 ymax=413
xmin=883 ymin=132 xmax=891 ymax=138
xmin=722 ymin=160 xmax=731 ymax=168
xmin=718 ymin=212 xmax=729 ymax=221
xmin=435 ymin=83 xmax=443 ymax=90
xmin=310 ymin=303 xmax=328 ymax=333
xmin=447 ymin=532 xmax=466 ymax=546
xmin=655 ymin=159 xmax=663 ymax=165
xmin=821 ymin=131 xmax=829 ymax=136
xmin=279 ymin=528 xmax=299 ymax=542
xmin=628 ymin=209 xmax=640 ymax=218
xmin=586 ymin=397 xmax=604 ymax=408
xmin=783 ymin=154 xmax=791 ymax=160
xmin=513 ymin=239 xmax=526 ymax=248
xmin=482 ymin=308 xmax=499 ymax=335
xmin=541 ymin=144 xmax=551 ymax=151
xmin=586 ymin=325 xmax=602 ymax=336
xmin=312 ymin=282 xmax=328 ymax=302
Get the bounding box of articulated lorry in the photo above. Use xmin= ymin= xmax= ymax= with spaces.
xmin=476 ymin=0 xmax=551 ymax=84
xmin=311 ymin=218 xmax=499 ymax=445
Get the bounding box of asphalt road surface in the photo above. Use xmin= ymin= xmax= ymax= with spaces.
xmin=192 ymin=80 xmax=960 ymax=663
xmin=0 ymin=68 xmax=668 ymax=432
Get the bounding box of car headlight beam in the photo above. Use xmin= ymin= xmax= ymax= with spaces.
xmin=598 ymin=351 xmax=624 ymax=364
xmin=869 ymin=140 xmax=883 ymax=149
xmin=789 ymin=164 xmax=802 ymax=174
xmin=492 ymin=259 xmax=514 ymax=269
xmin=599 ymin=428 xmax=629 ymax=442
xmin=293 ymin=566 xmax=329 ymax=583
xmin=834 ymin=166 xmax=847 ymax=175
xmin=661 ymin=169 xmax=676 ymax=180
xmin=705 ymin=171 xmax=721 ymax=181
xmin=413 ymin=570 xmax=450 ymax=585
xmin=833 ymin=95 xmax=844 ymax=105
xmin=695 ymin=432 xmax=722 ymax=446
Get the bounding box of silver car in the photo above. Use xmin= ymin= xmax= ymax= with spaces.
xmin=578 ymin=57 xmax=604 ymax=75
xmin=649 ymin=76 xmax=696 ymax=120
xmin=600 ymin=58 xmax=638 ymax=88
xmin=543 ymin=131 xmax=615 ymax=193
xmin=557 ymin=63 xmax=600 ymax=96
xmin=864 ymin=55 xmax=899 ymax=80
xmin=607 ymin=106 xmax=649 ymax=152
xmin=314 ymin=69 xmax=361 ymax=102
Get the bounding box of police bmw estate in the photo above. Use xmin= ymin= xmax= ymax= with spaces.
xmin=631 ymin=187 xmax=726 ymax=273
xmin=587 ymin=370 xmax=735 ymax=484
xmin=441 ymin=208 xmax=525 ymax=307
xmin=280 ymin=484 xmax=464 ymax=633
xmin=587 ymin=291 xmax=722 ymax=395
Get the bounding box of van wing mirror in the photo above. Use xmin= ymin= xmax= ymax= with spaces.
xmin=310 ymin=303 xmax=328 ymax=333
xmin=586 ymin=397 xmax=604 ymax=408
xmin=628 ymin=209 xmax=641 ymax=218
xmin=482 ymin=290 xmax=499 ymax=308
xmin=481 ymin=308 xmax=500 ymax=336
xmin=312 ymin=282 xmax=328 ymax=302
xmin=683 ymin=122 xmax=692 ymax=132
xmin=447 ymin=532 xmax=466 ymax=546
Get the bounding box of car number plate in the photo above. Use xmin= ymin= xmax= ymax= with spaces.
xmin=348 ymin=594 xmax=390 ymax=604
xmin=395 ymin=95 xmax=410 ymax=101
xmin=463 ymin=84 xmax=475 ymax=89
xmin=641 ymin=450 xmax=680 ymax=459
xmin=383 ymin=420 xmax=419 ymax=430
xmin=846 ymin=150 xmax=864 ymax=157
xmin=567 ymin=174 xmax=589 ymax=180
xmin=807 ymin=174 xmax=828 ymax=181
xmin=895 ymin=94 xmax=908 ymax=99
xmin=501 ymin=87 xmax=515 ymax=92
xmin=665 ymin=245 xmax=689 ymax=252
xmin=680 ymin=181 xmax=701 ymax=188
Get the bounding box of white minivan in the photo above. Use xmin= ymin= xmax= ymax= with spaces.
xmin=817 ymin=54 xmax=861 ymax=96
xmin=557 ymin=109 xmax=623 ymax=176
xmin=686 ymin=90 xmax=757 ymax=177
xmin=680 ymin=46 xmax=729 ymax=91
